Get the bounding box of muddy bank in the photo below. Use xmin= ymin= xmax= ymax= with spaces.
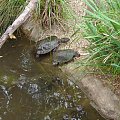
xmin=21 ymin=0 xmax=120 ymax=119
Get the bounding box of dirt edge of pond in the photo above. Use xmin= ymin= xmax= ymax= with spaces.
xmin=21 ymin=0 xmax=120 ymax=119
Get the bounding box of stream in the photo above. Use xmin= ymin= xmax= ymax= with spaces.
xmin=0 ymin=33 xmax=105 ymax=120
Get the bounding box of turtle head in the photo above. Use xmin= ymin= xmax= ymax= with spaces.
xmin=74 ymin=51 xmax=80 ymax=57
xmin=59 ymin=38 xmax=70 ymax=43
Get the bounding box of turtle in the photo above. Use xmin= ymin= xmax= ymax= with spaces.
xmin=52 ymin=49 xmax=80 ymax=65
xmin=36 ymin=36 xmax=70 ymax=57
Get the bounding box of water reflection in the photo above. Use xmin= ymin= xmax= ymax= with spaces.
xmin=0 ymin=33 xmax=105 ymax=120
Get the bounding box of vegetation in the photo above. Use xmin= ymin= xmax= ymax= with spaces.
xmin=82 ymin=0 xmax=120 ymax=75
xmin=0 ymin=0 xmax=70 ymax=35
xmin=0 ymin=0 xmax=26 ymax=35
xmin=36 ymin=0 xmax=71 ymax=27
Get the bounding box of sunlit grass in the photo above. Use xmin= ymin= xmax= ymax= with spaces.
xmin=82 ymin=0 xmax=120 ymax=75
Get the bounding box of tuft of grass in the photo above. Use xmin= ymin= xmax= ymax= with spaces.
xmin=35 ymin=0 xmax=73 ymax=28
xmin=82 ymin=0 xmax=120 ymax=75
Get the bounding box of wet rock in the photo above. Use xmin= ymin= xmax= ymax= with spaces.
xmin=80 ymin=76 xmax=120 ymax=120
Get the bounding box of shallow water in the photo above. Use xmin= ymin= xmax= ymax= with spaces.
xmin=0 ymin=33 xmax=105 ymax=120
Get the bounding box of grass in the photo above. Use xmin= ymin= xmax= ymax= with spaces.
xmin=81 ymin=0 xmax=120 ymax=75
xmin=0 ymin=0 xmax=72 ymax=35
xmin=0 ymin=0 xmax=26 ymax=35
xmin=36 ymin=0 xmax=71 ymax=27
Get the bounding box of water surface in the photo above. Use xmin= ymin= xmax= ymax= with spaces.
xmin=0 ymin=33 xmax=105 ymax=120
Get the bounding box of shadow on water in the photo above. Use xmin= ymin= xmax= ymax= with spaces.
xmin=0 ymin=33 xmax=105 ymax=120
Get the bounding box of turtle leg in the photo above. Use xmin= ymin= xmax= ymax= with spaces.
xmin=53 ymin=61 xmax=59 ymax=66
xmin=53 ymin=47 xmax=58 ymax=52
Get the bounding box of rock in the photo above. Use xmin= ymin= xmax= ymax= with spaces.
xmin=80 ymin=76 xmax=120 ymax=120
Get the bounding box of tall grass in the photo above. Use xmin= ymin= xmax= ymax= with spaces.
xmin=0 ymin=0 xmax=26 ymax=35
xmin=0 ymin=0 xmax=71 ymax=35
xmin=82 ymin=0 xmax=120 ymax=75
xmin=35 ymin=0 xmax=71 ymax=27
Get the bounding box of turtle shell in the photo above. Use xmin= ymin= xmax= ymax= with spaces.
xmin=36 ymin=36 xmax=59 ymax=55
xmin=52 ymin=49 xmax=80 ymax=65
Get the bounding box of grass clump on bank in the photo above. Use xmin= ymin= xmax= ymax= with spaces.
xmin=0 ymin=0 xmax=71 ymax=35
xmin=82 ymin=0 xmax=120 ymax=75
xmin=36 ymin=0 xmax=71 ymax=27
